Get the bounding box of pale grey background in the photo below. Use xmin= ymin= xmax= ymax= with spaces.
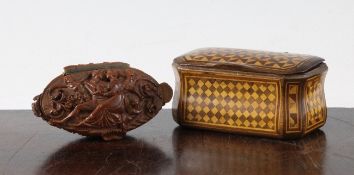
xmin=0 ymin=0 xmax=353 ymax=109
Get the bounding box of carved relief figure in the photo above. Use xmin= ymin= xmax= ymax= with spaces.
xmin=32 ymin=62 xmax=173 ymax=140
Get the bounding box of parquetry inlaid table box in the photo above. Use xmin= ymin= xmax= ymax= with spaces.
xmin=172 ymin=48 xmax=328 ymax=139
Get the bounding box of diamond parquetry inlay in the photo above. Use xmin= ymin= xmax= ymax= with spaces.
xmin=305 ymin=75 xmax=326 ymax=130
xmin=183 ymin=48 xmax=312 ymax=71
xmin=183 ymin=72 xmax=279 ymax=133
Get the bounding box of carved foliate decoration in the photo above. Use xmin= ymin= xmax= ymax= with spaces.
xmin=32 ymin=62 xmax=173 ymax=141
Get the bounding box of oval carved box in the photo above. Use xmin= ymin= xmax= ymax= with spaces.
xmin=32 ymin=62 xmax=173 ymax=141
xmin=172 ymin=48 xmax=328 ymax=139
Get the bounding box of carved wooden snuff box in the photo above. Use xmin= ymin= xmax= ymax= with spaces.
xmin=32 ymin=62 xmax=173 ymax=141
xmin=172 ymin=48 xmax=327 ymax=139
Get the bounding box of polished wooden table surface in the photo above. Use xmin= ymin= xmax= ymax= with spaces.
xmin=0 ymin=108 xmax=353 ymax=175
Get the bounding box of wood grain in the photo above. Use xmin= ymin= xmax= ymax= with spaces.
xmin=0 ymin=108 xmax=353 ymax=175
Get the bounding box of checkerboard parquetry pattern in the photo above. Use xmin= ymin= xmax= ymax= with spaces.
xmin=183 ymin=48 xmax=310 ymax=71
xmin=305 ymin=76 xmax=326 ymax=129
xmin=184 ymin=75 xmax=279 ymax=132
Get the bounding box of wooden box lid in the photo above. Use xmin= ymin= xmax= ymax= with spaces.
xmin=173 ymin=48 xmax=325 ymax=75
